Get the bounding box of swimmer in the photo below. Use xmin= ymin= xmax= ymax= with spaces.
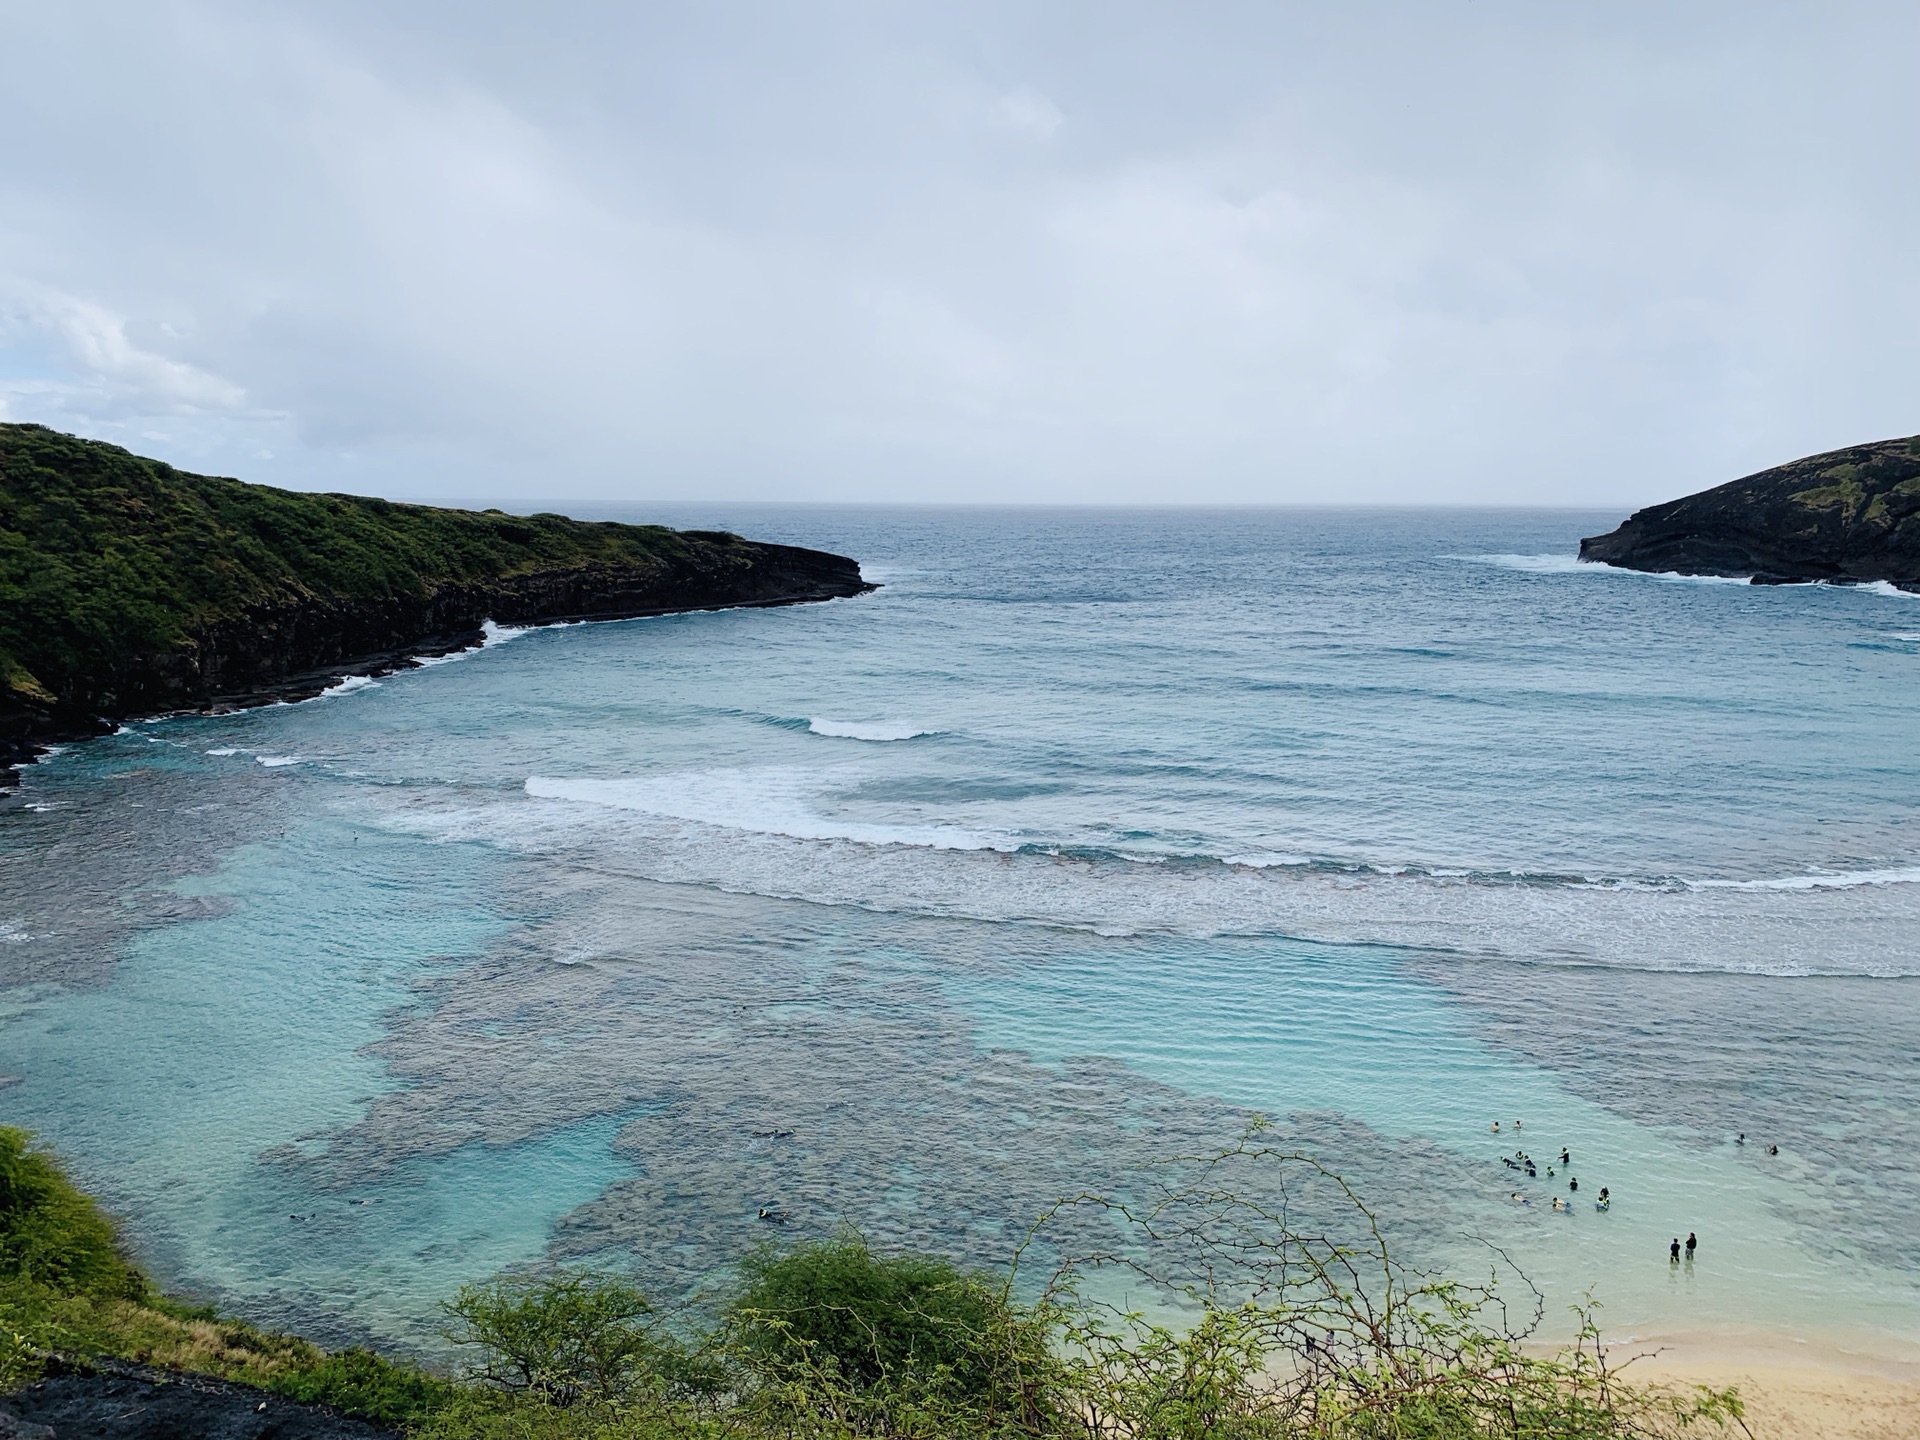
xmin=1492 ymin=1121 xmax=1501 ymax=1132
xmin=1686 ymin=1232 xmax=1697 ymax=1260
xmin=1546 ymin=1165 xmax=1555 ymax=1177
xmin=1767 ymin=1144 xmax=1779 ymax=1156
xmin=1736 ymin=1133 xmax=1745 ymax=1146
xmin=1669 ymin=1238 xmax=1680 ymax=1263
xmin=1514 ymin=1119 xmax=1523 ymax=1130
xmin=1569 ymin=1176 xmax=1578 ymax=1192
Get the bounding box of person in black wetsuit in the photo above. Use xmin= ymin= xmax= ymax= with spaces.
xmin=1569 ymin=1176 xmax=1578 ymax=1192
xmin=1685 ymin=1232 xmax=1697 ymax=1260
xmin=1669 ymin=1238 xmax=1681 ymax=1263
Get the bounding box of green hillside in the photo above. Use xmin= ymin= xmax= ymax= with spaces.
xmin=0 ymin=425 xmax=867 ymax=766
xmin=0 ymin=424 xmax=701 ymax=706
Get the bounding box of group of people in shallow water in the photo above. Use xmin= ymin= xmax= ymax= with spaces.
xmin=1494 ymin=1121 xmax=1606 ymax=1212
xmin=1495 ymin=1120 xmax=1777 ymax=1260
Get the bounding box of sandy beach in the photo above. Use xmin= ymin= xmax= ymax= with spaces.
xmin=1625 ymin=1333 xmax=1920 ymax=1440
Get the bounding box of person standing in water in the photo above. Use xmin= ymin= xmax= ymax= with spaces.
xmin=1669 ymin=1238 xmax=1681 ymax=1263
xmin=1686 ymin=1232 xmax=1697 ymax=1260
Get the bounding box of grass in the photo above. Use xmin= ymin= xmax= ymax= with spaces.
xmin=0 ymin=1123 xmax=1750 ymax=1438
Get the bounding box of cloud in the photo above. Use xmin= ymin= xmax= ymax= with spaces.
xmin=985 ymin=88 xmax=1064 ymax=141
xmin=0 ymin=1 xmax=1914 ymax=504
xmin=0 ymin=286 xmax=247 ymax=415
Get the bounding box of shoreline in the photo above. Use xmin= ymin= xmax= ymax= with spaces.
xmin=1621 ymin=1332 xmax=1920 ymax=1439
xmin=0 ymin=587 xmax=872 ymax=791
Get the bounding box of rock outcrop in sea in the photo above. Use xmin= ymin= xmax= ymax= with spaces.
xmin=0 ymin=424 xmax=874 ymax=781
xmin=1579 ymin=434 xmax=1920 ymax=591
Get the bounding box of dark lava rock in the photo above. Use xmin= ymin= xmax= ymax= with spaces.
xmin=1579 ymin=434 xmax=1920 ymax=591
xmin=2 ymin=1359 xmax=395 ymax=1440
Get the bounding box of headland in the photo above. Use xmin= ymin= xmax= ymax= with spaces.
xmin=0 ymin=424 xmax=874 ymax=783
xmin=1580 ymin=434 xmax=1920 ymax=590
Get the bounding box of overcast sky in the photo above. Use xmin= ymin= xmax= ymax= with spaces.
xmin=1 ymin=2 xmax=1915 ymax=506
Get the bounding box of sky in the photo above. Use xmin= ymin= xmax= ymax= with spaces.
xmin=0 ymin=2 xmax=1915 ymax=508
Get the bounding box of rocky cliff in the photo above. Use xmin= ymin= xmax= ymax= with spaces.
xmin=0 ymin=425 xmax=874 ymax=781
xmin=1579 ymin=434 xmax=1920 ymax=590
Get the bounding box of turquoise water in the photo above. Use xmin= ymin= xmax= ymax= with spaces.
xmin=3 ymin=507 xmax=1918 ymax=1355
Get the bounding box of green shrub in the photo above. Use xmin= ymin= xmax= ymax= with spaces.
xmin=0 ymin=1127 xmax=141 ymax=1298
xmin=727 ymin=1235 xmax=1059 ymax=1435
xmin=445 ymin=1271 xmax=684 ymax=1408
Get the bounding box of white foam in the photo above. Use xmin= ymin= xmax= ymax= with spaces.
xmin=1221 ymin=851 xmax=1312 ymax=869
xmin=413 ymin=618 xmax=535 ymax=668
xmin=1858 ymin=580 xmax=1920 ymax=602
xmin=1451 ymin=554 xmax=1752 ymax=585
xmin=317 ymin=674 xmax=380 ymax=698
xmin=1459 ymin=555 xmax=1920 ymax=601
xmin=255 ymin=755 xmax=302 ymax=768
xmin=807 ymin=719 xmax=935 ymax=742
xmin=524 ymin=769 xmax=1008 ymax=852
xmin=371 ymin=786 xmax=1920 ymax=978
xmin=1686 ymin=865 xmax=1920 ymax=892
xmin=1454 ymin=553 xmax=1595 ymax=574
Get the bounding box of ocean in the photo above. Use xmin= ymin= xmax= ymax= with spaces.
xmin=3 ymin=506 xmax=1918 ymax=1358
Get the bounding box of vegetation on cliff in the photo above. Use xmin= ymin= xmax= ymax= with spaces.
xmin=1580 ymin=434 xmax=1920 ymax=589
xmin=1 ymin=1125 xmax=1748 ymax=1439
xmin=0 ymin=423 xmax=869 ymax=764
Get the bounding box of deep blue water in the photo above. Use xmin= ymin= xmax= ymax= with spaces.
xmin=4 ymin=508 xmax=1918 ymax=1354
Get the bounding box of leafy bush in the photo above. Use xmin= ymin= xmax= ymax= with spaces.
xmin=0 ymin=1127 xmax=141 ymax=1298
xmin=727 ymin=1235 xmax=1060 ymax=1436
xmin=444 ymin=1271 xmax=684 ymax=1408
